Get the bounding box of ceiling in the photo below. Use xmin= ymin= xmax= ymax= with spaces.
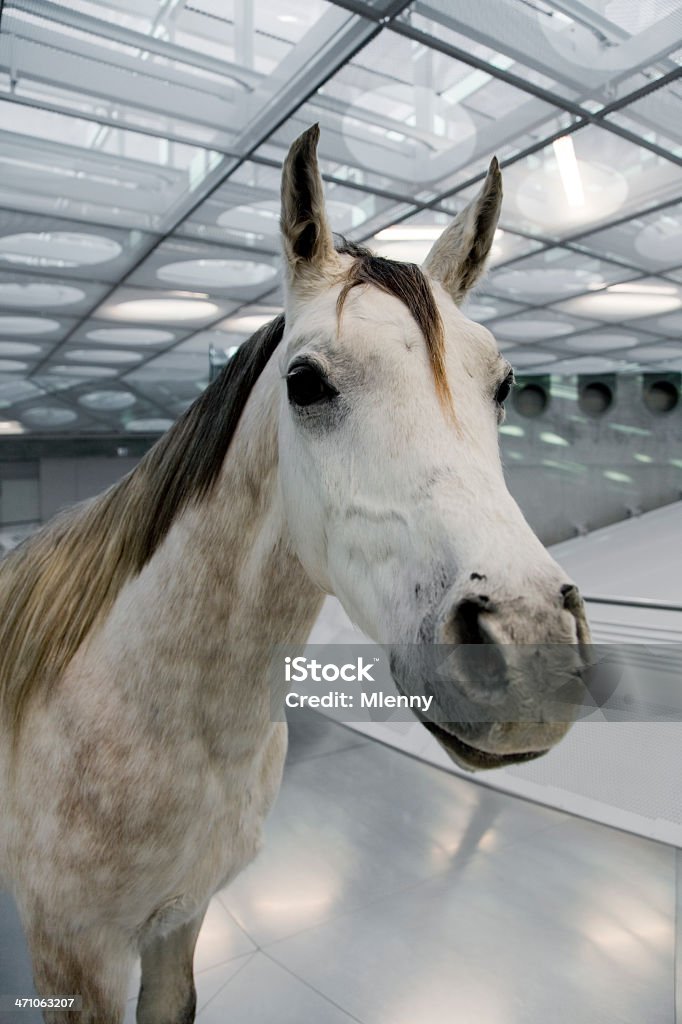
xmin=0 ymin=0 xmax=681 ymax=436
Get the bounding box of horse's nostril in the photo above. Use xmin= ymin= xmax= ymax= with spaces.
xmin=454 ymin=597 xmax=490 ymax=645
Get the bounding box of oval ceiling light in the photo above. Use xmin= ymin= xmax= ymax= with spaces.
xmin=218 ymin=198 xmax=366 ymax=235
xmin=126 ymin=417 xmax=174 ymax=433
xmin=0 ymin=341 xmax=42 ymax=356
xmin=493 ymin=268 xmax=604 ymax=297
xmin=0 ymin=316 xmax=60 ymax=335
xmin=21 ymin=406 xmax=78 ymax=426
xmin=559 ymin=356 xmax=623 ymax=374
xmin=506 ymin=349 xmax=557 ymax=366
xmin=496 ymin=318 xmax=575 ymax=340
xmin=634 ymin=213 xmax=682 ymax=265
xmin=562 ymin=288 xmax=681 ymax=319
xmin=87 ymin=327 xmax=174 ymax=345
xmin=102 ymin=298 xmax=220 ymax=322
xmin=65 ymin=348 xmax=143 ymax=364
xmin=462 ymin=302 xmax=501 ymax=321
xmin=0 ymin=380 xmax=42 ymax=403
xmin=564 ymin=332 xmax=638 ymax=352
xmin=48 ymin=365 xmax=119 ymax=377
xmin=0 ymin=359 xmax=29 ymax=372
xmin=79 ymin=390 xmax=136 ymax=411
xmin=515 ymin=158 xmax=627 ymax=232
xmin=0 ymin=419 xmax=25 ymax=434
xmin=375 ymin=225 xmax=443 ymax=242
xmin=0 ymin=282 xmax=86 ymax=307
xmin=629 ymin=345 xmax=682 ymax=362
xmin=373 ymin=238 xmax=434 ymax=263
xmin=219 ymin=313 xmax=278 ymax=333
xmin=0 ymin=232 xmax=122 ymax=268
xmin=156 ymin=258 xmax=277 ymax=289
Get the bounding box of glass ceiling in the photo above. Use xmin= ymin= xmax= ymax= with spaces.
xmin=0 ymin=0 xmax=680 ymax=436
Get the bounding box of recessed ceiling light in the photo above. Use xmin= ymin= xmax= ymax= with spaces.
xmin=0 ymin=283 xmax=86 ymax=307
xmin=634 ymin=214 xmax=682 ymax=265
xmin=21 ymin=406 xmax=78 ymax=426
xmin=559 ymin=290 xmax=681 ymax=319
xmin=540 ymin=431 xmax=569 ymax=446
xmin=494 ymin=268 xmax=604 ymax=296
xmin=373 ymin=239 xmax=434 ymax=263
xmin=79 ymin=390 xmax=136 ymax=410
xmin=100 ymin=298 xmax=220 ymax=322
xmin=0 ymin=341 xmax=42 ymax=356
xmin=0 ymin=316 xmax=60 ymax=335
xmin=217 ymin=198 xmax=365 ymax=234
xmin=506 ymin=349 xmax=557 ymax=366
xmin=65 ymin=348 xmax=143 ymax=363
xmin=553 ymin=356 xmax=623 ymax=373
xmin=496 ymin=318 xmax=574 ymax=340
xmin=156 ymin=258 xmax=277 ymax=289
xmin=87 ymin=327 xmax=174 ymax=345
xmin=48 ymin=365 xmax=119 ymax=377
xmin=604 ymin=470 xmax=632 ymax=483
xmin=0 ymin=232 xmax=122 ymax=268
xmin=375 ymin=225 xmax=443 ymax=242
xmin=126 ymin=417 xmax=174 ymax=433
xmin=0 ymin=359 xmax=29 ymax=372
xmin=462 ymin=302 xmax=500 ymax=321
xmin=629 ymin=345 xmax=682 ymax=361
xmin=564 ymin=332 xmax=638 ymax=352
xmin=219 ymin=313 xmax=278 ymax=333
xmin=607 ymin=282 xmax=678 ymax=295
xmin=0 ymin=419 xmax=25 ymax=434
xmin=0 ymin=380 xmax=42 ymax=403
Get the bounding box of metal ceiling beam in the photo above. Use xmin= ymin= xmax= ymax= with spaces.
xmin=5 ymin=0 xmax=262 ymax=89
xmin=1 ymin=30 xmax=241 ymax=134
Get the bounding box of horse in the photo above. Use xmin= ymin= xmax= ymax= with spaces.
xmin=0 ymin=124 xmax=590 ymax=1023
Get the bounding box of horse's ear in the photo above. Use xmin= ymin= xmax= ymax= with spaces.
xmin=423 ymin=158 xmax=502 ymax=304
xmin=280 ymin=124 xmax=338 ymax=295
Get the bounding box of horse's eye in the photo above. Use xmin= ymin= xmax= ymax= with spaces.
xmin=495 ymin=370 xmax=514 ymax=406
xmin=286 ymin=363 xmax=337 ymax=407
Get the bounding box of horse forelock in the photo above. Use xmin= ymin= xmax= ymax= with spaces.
xmin=0 ymin=314 xmax=286 ymax=741
xmin=335 ymin=239 xmax=453 ymax=414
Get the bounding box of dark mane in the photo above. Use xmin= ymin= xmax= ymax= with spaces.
xmin=335 ymin=239 xmax=452 ymax=408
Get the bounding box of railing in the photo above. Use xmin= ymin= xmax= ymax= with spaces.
xmin=584 ymin=595 xmax=682 ymax=614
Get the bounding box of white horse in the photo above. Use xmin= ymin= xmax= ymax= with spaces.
xmin=0 ymin=125 xmax=590 ymax=1023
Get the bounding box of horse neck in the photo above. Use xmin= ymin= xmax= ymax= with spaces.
xmin=98 ymin=369 xmax=324 ymax=751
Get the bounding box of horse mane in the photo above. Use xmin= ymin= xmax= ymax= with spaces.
xmin=0 ymin=242 xmax=450 ymax=739
xmin=0 ymin=314 xmax=285 ymax=738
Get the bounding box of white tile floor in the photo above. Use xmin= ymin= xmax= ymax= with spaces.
xmin=1 ymin=710 xmax=677 ymax=1023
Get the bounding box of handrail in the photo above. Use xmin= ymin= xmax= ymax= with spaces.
xmin=583 ymin=595 xmax=682 ymax=614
